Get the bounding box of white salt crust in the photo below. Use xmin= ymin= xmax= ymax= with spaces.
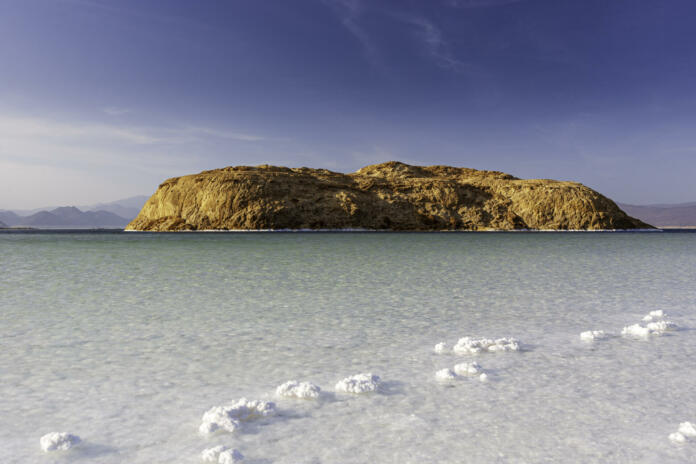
xmin=218 ymin=449 xmax=244 ymax=464
xmin=434 ymin=342 xmax=448 ymax=354
xmin=453 ymin=361 xmax=482 ymax=376
xmin=668 ymin=421 xmax=696 ymax=444
xmin=453 ymin=337 xmax=520 ymax=355
xmin=335 ymin=373 xmax=381 ymax=394
xmin=201 ymin=445 xmax=230 ymax=462
xmin=39 ymin=432 xmax=81 ymax=452
xmin=679 ymin=422 xmax=696 ymax=438
xmin=201 ymin=446 xmax=245 ymax=463
xmin=275 ymin=380 xmax=321 ymax=399
xmin=622 ymin=311 xmax=677 ymax=338
xmin=479 ymin=373 xmax=489 ymax=382
xmin=580 ymin=330 xmax=607 ymax=342
xmin=435 ymin=368 xmax=457 ymax=382
xmin=199 ymin=399 xmax=276 ymax=435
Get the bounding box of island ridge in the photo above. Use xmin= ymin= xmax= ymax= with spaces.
xmin=126 ymin=161 xmax=651 ymax=231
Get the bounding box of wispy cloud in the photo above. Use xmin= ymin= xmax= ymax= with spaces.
xmin=444 ymin=0 xmax=525 ymax=8
xmin=399 ymin=16 xmax=481 ymax=75
xmin=102 ymin=107 xmax=131 ymax=116
xmin=0 ymin=115 xmax=163 ymax=144
xmin=0 ymin=115 xmax=265 ymax=146
xmin=323 ymin=0 xmax=384 ymax=71
xmin=183 ymin=126 xmax=265 ymax=142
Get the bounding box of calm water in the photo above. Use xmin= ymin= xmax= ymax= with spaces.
xmin=1 ymin=231 xmax=695 ymax=463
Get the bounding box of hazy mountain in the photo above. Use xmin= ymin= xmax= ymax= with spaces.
xmin=80 ymin=195 xmax=149 ymax=220
xmin=618 ymin=203 xmax=696 ymax=227
xmin=5 ymin=195 xmax=149 ymax=220
xmin=8 ymin=206 xmax=129 ymax=228
xmin=0 ymin=219 xmax=7 ymax=228
xmin=0 ymin=210 xmax=23 ymax=226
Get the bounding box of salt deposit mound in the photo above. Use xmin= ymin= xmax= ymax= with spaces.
xmin=435 ymin=368 xmax=457 ymax=382
xmin=201 ymin=445 xmax=244 ymax=463
xmin=275 ymin=380 xmax=321 ymax=399
xmin=453 ymin=361 xmax=482 ymax=376
xmin=39 ymin=432 xmax=81 ymax=452
xmin=580 ymin=330 xmax=608 ymax=342
xmin=622 ymin=311 xmax=677 ymax=338
xmin=200 ymin=398 xmax=276 ymax=435
xmin=669 ymin=422 xmax=696 ymax=444
xmin=433 ymin=342 xmax=447 ymax=354
xmin=453 ymin=337 xmax=520 ymax=354
xmin=335 ymin=373 xmax=381 ymax=394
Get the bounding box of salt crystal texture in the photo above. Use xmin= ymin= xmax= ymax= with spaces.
xmin=453 ymin=361 xmax=481 ymax=376
xmin=678 ymin=422 xmax=696 ymax=438
xmin=201 ymin=445 xmax=230 ymax=462
xmin=200 ymin=398 xmax=276 ymax=435
xmin=275 ymin=380 xmax=321 ymax=399
xmin=580 ymin=330 xmax=607 ymax=342
xmin=669 ymin=432 xmax=686 ymax=444
xmin=621 ymin=324 xmax=651 ymax=338
xmin=435 ymin=368 xmax=457 ymax=382
xmin=479 ymin=373 xmax=489 ymax=382
xmin=453 ymin=337 xmax=520 ymax=355
xmin=218 ymin=449 xmax=244 ymax=463
xmin=621 ymin=320 xmax=677 ymax=338
xmin=434 ymin=342 xmax=447 ymax=354
xmin=39 ymin=432 xmax=81 ymax=452
xmin=646 ymin=320 xmax=677 ymax=333
xmin=335 ymin=373 xmax=381 ymax=394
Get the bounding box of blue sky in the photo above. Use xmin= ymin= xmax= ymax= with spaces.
xmin=1 ymin=0 xmax=695 ymax=208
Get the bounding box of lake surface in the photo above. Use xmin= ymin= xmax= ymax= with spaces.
xmin=1 ymin=231 xmax=695 ymax=463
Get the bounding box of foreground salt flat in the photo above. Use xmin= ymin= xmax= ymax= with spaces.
xmin=1 ymin=232 xmax=695 ymax=463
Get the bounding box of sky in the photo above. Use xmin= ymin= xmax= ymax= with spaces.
xmin=1 ymin=0 xmax=695 ymax=209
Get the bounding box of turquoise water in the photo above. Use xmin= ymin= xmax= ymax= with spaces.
xmin=1 ymin=231 xmax=696 ymax=463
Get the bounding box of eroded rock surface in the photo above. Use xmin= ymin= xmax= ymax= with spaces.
xmin=126 ymin=162 xmax=651 ymax=231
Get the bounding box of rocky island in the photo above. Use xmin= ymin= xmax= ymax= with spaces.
xmin=126 ymin=162 xmax=652 ymax=231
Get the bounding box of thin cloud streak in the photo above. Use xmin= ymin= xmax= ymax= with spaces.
xmin=0 ymin=115 xmax=265 ymax=146
xmin=102 ymin=107 xmax=131 ymax=116
xmin=445 ymin=0 xmax=525 ymax=8
xmin=399 ymin=15 xmax=482 ymax=75
xmin=323 ymin=0 xmax=384 ymax=72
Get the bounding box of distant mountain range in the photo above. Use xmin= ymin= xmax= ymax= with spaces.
xmin=0 ymin=195 xmax=149 ymax=229
xmin=617 ymin=202 xmax=696 ymax=228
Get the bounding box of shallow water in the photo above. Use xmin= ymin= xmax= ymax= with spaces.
xmin=1 ymin=231 xmax=695 ymax=463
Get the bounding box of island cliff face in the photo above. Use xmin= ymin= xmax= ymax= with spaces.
xmin=126 ymin=162 xmax=652 ymax=231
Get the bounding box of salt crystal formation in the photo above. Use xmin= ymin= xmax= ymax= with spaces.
xmin=201 ymin=445 xmax=245 ymax=463
xmin=453 ymin=361 xmax=482 ymax=376
xmin=218 ymin=449 xmax=245 ymax=464
xmin=433 ymin=342 xmax=448 ymax=354
xmin=580 ymin=330 xmax=607 ymax=342
xmin=479 ymin=373 xmax=489 ymax=382
xmin=39 ymin=432 xmax=81 ymax=452
xmin=199 ymin=398 xmax=276 ymax=435
xmin=642 ymin=310 xmax=665 ymax=322
xmin=335 ymin=373 xmax=381 ymax=393
xmin=622 ymin=311 xmax=677 ymax=338
xmin=435 ymin=368 xmax=457 ymax=382
xmin=453 ymin=337 xmax=520 ymax=355
xmin=669 ymin=421 xmax=696 ymax=444
xmin=275 ymin=380 xmax=321 ymax=399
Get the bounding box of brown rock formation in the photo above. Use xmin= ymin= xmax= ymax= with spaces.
xmin=126 ymin=162 xmax=652 ymax=231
